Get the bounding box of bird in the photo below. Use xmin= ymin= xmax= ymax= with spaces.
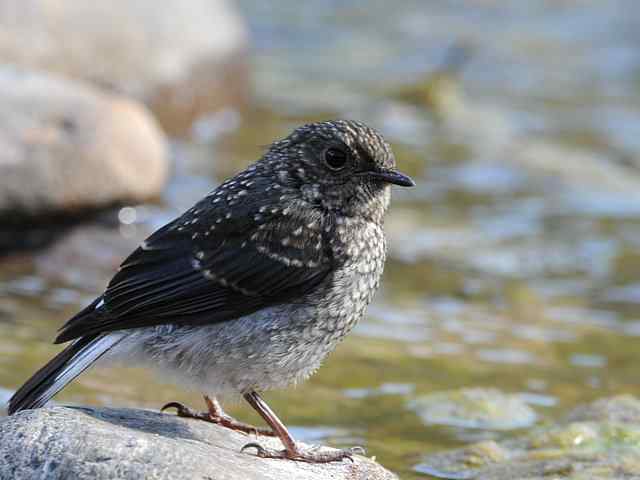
xmin=7 ymin=119 xmax=414 ymax=463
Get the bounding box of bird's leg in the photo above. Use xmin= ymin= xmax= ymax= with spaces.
xmin=162 ymin=395 xmax=276 ymax=436
xmin=241 ymin=390 xmax=364 ymax=463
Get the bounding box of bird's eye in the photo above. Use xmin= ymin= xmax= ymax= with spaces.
xmin=324 ymin=147 xmax=348 ymax=170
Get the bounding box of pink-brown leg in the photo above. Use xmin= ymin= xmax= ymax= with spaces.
xmin=240 ymin=390 xmax=364 ymax=463
xmin=162 ymin=395 xmax=276 ymax=436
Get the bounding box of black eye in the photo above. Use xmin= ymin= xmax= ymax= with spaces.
xmin=324 ymin=147 xmax=348 ymax=170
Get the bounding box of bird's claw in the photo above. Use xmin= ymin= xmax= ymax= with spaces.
xmin=161 ymin=401 xmax=275 ymax=436
xmin=161 ymin=401 xmax=204 ymax=418
xmin=241 ymin=442 xmax=269 ymax=457
xmin=241 ymin=442 xmax=365 ymax=463
xmin=161 ymin=401 xmax=185 ymax=413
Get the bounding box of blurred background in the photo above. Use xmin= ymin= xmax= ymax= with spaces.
xmin=1 ymin=1 xmax=640 ymax=478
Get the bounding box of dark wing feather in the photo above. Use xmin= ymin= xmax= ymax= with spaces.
xmin=56 ymin=191 xmax=332 ymax=343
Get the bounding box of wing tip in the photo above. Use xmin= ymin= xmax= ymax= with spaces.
xmin=56 ymin=297 xmax=104 ymax=344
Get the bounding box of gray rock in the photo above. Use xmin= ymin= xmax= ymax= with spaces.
xmin=33 ymin=225 xmax=151 ymax=293
xmin=0 ymin=406 xmax=397 ymax=480
xmin=415 ymin=395 xmax=640 ymax=480
xmin=0 ymin=67 xmax=169 ymax=217
xmin=408 ymin=388 xmax=538 ymax=430
xmin=0 ymin=0 xmax=249 ymax=134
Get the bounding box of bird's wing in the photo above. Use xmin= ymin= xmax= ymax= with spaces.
xmin=56 ymin=184 xmax=333 ymax=343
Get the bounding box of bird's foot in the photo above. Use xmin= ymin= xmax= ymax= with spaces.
xmin=241 ymin=442 xmax=365 ymax=463
xmin=161 ymin=401 xmax=276 ymax=436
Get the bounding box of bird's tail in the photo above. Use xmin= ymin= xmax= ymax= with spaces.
xmin=7 ymin=333 xmax=124 ymax=415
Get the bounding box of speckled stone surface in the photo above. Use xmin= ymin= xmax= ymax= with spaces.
xmin=0 ymin=406 xmax=397 ymax=480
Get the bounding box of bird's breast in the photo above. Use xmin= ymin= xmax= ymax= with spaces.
xmin=313 ymin=217 xmax=386 ymax=343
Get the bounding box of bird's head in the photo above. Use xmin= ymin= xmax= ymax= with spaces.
xmin=263 ymin=120 xmax=414 ymax=222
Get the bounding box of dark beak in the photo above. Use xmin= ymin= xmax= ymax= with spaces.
xmin=368 ymin=169 xmax=415 ymax=187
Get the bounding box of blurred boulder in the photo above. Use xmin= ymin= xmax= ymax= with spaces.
xmin=34 ymin=225 xmax=150 ymax=294
xmin=408 ymin=388 xmax=538 ymax=431
xmin=0 ymin=0 xmax=250 ymax=135
xmin=416 ymin=395 xmax=640 ymax=479
xmin=0 ymin=66 xmax=169 ymax=219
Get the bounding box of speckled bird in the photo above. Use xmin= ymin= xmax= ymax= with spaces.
xmin=8 ymin=120 xmax=414 ymax=463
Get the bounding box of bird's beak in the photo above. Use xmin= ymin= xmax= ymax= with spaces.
xmin=368 ymin=169 xmax=415 ymax=187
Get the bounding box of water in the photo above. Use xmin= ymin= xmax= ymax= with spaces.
xmin=2 ymin=2 xmax=640 ymax=478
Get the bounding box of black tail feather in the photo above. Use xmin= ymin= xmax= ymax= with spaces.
xmin=8 ymin=333 xmax=101 ymax=415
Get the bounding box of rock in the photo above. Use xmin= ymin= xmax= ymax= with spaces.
xmin=33 ymin=224 xmax=151 ymax=294
xmin=416 ymin=395 xmax=640 ymax=479
xmin=408 ymin=388 xmax=538 ymax=430
xmin=566 ymin=395 xmax=640 ymax=424
xmin=0 ymin=406 xmax=397 ymax=480
xmin=507 ymin=139 xmax=640 ymax=199
xmin=0 ymin=67 xmax=169 ymax=219
xmin=0 ymin=0 xmax=250 ymax=135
